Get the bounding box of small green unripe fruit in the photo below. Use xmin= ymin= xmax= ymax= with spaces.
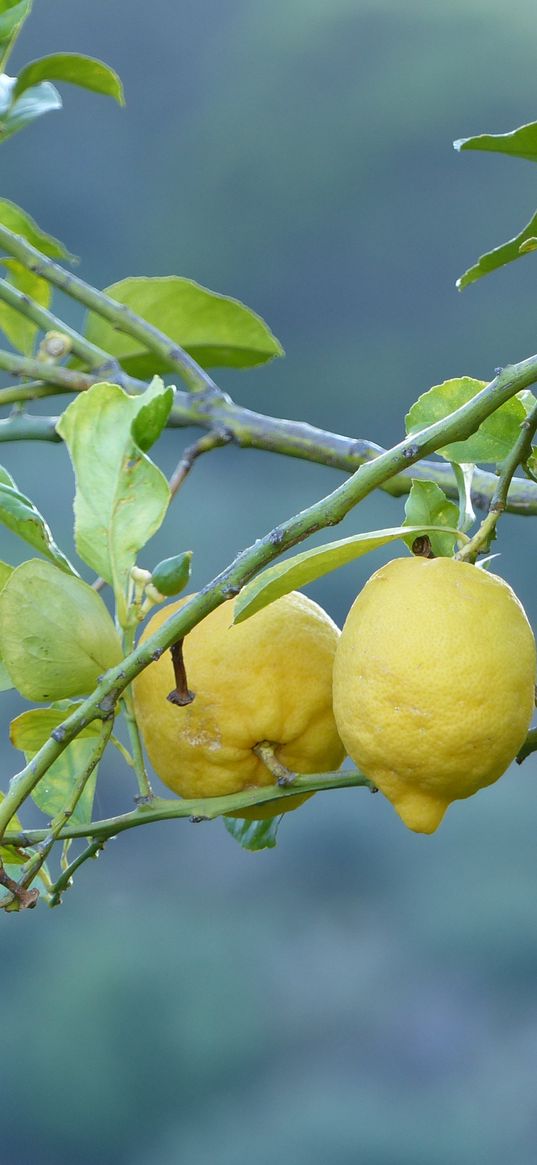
xmin=150 ymin=551 xmax=192 ymax=597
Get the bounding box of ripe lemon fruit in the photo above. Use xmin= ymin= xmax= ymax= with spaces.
xmin=133 ymin=591 xmax=344 ymax=819
xmin=332 ymin=556 xmax=536 ymax=834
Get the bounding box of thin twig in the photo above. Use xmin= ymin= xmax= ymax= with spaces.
xmin=15 ymin=719 xmax=113 ymax=895
xmin=457 ymin=402 xmax=537 ymax=562
xmin=4 ymin=769 xmax=375 ymax=845
xmin=169 ymin=428 xmax=233 ymax=498
xmin=0 ymin=276 xmax=119 ymax=372
xmin=48 ymin=838 xmax=105 ymax=908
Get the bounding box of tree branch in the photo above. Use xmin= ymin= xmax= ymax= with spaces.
xmin=0 ymin=276 xmax=120 ymax=372
xmin=3 ymin=769 xmax=375 ymax=845
xmin=0 ymin=225 xmax=221 ymax=394
xmin=1 ymin=368 xmax=537 ymax=511
xmin=1 ymin=354 xmax=536 ymax=837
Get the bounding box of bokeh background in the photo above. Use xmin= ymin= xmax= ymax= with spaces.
xmin=2 ymin=1 xmax=537 ymax=1161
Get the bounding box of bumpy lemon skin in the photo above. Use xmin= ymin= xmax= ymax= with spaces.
xmin=133 ymin=591 xmax=345 ymax=820
xmin=332 ymin=556 xmax=536 ymax=834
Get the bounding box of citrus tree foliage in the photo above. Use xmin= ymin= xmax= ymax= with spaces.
xmin=1 ymin=0 xmax=537 ymax=912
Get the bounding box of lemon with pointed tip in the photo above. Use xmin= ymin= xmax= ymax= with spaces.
xmin=332 ymin=556 xmax=536 ymax=833
xmin=133 ymin=591 xmax=344 ymax=820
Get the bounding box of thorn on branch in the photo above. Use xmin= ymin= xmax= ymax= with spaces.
xmin=403 ymin=444 xmax=420 ymax=460
xmin=221 ymin=583 xmax=241 ymax=598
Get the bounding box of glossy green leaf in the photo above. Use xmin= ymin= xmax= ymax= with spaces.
xmin=0 ymin=79 xmax=61 ymax=142
xmin=0 ymin=0 xmax=31 ymax=42
xmin=0 ymin=558 xmax=123 ymax=700
xmin=223 ymin=815 xmax=280 ymax=851
xmin=457 ymin=208 xmax=537 ymax=290
xmin=403 ymin=481 xmax=459 ymax=557
xmin=0 ymin=472 xmax=76 ymax=574
xmin=14 ymin=53 xmax=124 ymax=104
xmin=405 ymin=377 xmax=526 ymax=463
xmin=0 ymin=257 xmax=51 ymax=353
xmin=0 ymin=198 xmax=70 ymax=258
xmin=56 ymin=379 xmax=171 ymax=624
xmin=82 ymin=276 xmax=284 ymax=375
xmin=455 ymin=121 xmax=537 ymax=163
xmin=11 ymin=707 xmax=102 ymax=825
xmin=233 ymin=524 xmax=465 ymax=624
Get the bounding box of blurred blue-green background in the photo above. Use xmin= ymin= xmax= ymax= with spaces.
xmin=2 ymin=1 xmax=537 ymax=1161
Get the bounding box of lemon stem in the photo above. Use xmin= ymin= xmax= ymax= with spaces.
xmin=253 ymin=742 xmax=296 ymax=787
xmin=167 ymin=640 xmax=195 ymax=707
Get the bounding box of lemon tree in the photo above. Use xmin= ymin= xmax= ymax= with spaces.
xmin=1 ymin=2 xmax=537 ymax=911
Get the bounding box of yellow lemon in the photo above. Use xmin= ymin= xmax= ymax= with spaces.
xmin=332 ymin=556 xmax=536 ymax=834
xmin=133 ymin=591 xmax=344 ymax=820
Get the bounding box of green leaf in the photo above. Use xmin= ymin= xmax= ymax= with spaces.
xmin=0 ymin=79 xmax=62 ymax=143
xmin=56 ymin=379 xmax=171 ymax=624
xmin=403 ymin=481 xmax=459 ymax=557
xmin=457 ymin=208 xmax=537 ymax=291
xmin=0 ymin=558 xmax=123 ymax=700
xmin=0 ymin=844 xmax=25 ymax=863
xmin=0 ymin=471 xmax=77 ymax=574
xmin=0 ymin=558 xmax=13 ymax=691
xmin=405 ymin=376 xmax=526 ymax=464
xmin=0 ymin=0 xmax=31 ymax=42
xmin=518 ymin=389 xmax=537 ymax=415
xmin=455 ymin=121 xmax=537 ymax=163
xmin=0 ymin=257 xmax=51 ymax=353
xmin=223 ymin=815 xmax=281 ymax=851
xmin=0 ymin=557 xmax=12 ymax=589
xmin=11 ymin=707 xmax=102 ymax=825
xmin=233 ymin=524 xmax=465 ymax=624
xmin=82 ymin=276 xmax=284 ymax=375
xmin=0 ymin=198 xmax=71 ymax=258
xmin=14 ymin=53 xmax=124 ymax=105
